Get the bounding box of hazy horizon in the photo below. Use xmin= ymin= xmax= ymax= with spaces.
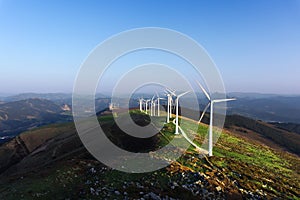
xmin=1 ymin=90 xmax=300 ymax=97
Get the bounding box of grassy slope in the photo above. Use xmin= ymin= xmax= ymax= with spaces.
xmin=0 ymin=112 xmax=299 ymax=199
xmin=225 ymin=115 xmax=300 ymax=155
xmin=162 ymin=117 xmax=300 ymax=198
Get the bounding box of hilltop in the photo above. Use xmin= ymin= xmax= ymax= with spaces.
xmin=0 ymin=111 xmax=299 ymax=199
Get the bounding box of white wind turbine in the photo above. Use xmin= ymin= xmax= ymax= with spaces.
xmin=138 ymin=98 xmax=144 ymax=112
xmin=153 ymin=99 xmax=157 ymax=116
xmin=197 ymin=81 xmax=236 ymax=156
xmin=156 ymin=92 xmax=165 ymax=117
xmin=143 ymin=99 xmax=147 ymax=113
xmin=165 ymin=93 xmax=171 ymax=123
xmin=165 ymin=88 xmax=176 ymax=123
xmin=150 ymin=95 xmax=155 ymax=116
xmin=174 ymin=91 xmax=190 ymax=134
xmin=145 ymin=99 xmax=151 ymax=114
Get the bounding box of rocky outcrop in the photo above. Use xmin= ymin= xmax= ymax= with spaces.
xmin=0 ymin=136 xmax=30 ymax=173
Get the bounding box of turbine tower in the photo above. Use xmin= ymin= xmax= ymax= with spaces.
xmin=165 ymin=93 xmax=171 ymax=123
xmin=174 ymin=91 xmax=190 ymax=134
xmin=156 ymin=92 xmax=164 ymax=117
xmin=165 ymin=88 xmax=176 ymax=122
xmin=143 ymin=99 xmax=147 ymax=113
xmin=153 ymin=99 xmax=157 ymax=116
xmin=197 ymin=81 xmax=236 ymax=156
xmin=145 ymin=99 xmax=150 ymax=114
xmin=150 ymin=95 xmax=155 ymax=116
xmin=138 ymin=98 xmax=144 ymax=112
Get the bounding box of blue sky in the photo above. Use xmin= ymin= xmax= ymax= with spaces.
xmin=0 ymin=0 xmax=299 ymax=94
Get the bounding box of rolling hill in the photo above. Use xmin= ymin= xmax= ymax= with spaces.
xmin=1 ymin=93 xmax=72 ymax=103
xmin=3 ymin=92 xmax=300 ymax=124
xmin=227 ymin=95 xmax=300 ymax=123
xmin=0 ymin=97 xmax=113 ymax=144
xmin=0 ymin=98 xmax=73 ymax=142
xmin=0 ymin=93 xmax=109 ymax=105
xmin=225 ymin=115 xmax=300 ymax=155
xmin=0 ymin=111 xmax=299 ymax=199
xmin=269 ymin=122 xmax=300 ymax=135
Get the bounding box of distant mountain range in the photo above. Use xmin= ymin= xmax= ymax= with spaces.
xmin=0 ymin=92 xmax=299 ymax=143
xmin=130 ymin=92 xmax=300 ymax=124
xmin=0 ymin=97 xmax=112 ymax=143
xmin=226 ymin=95 xmax=300 ymax=123
xmin=0 ymin=93 xmax=109 ymax=104
xmin=227 ymin=92 xmax=297 ymax=99
xmin=0 ymin=98 xmax=73 ymax=142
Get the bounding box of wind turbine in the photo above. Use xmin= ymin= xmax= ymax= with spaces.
xmin=153 ymin=99 xmax=157 ymax=116
xmin=196 ymin=81 xmax=236 ymax=156
xmin=165 ymin=93 xmax=171 ymax=122
xmin=166 ymin=88 xmax=176 ymax=118
xmin=174 ymin=91 xmax=190 ymax=134
xmin=143 ymin=99 xmax=147 ymax=113
xmin=156 ymin=92 xmax=165 ymax=117
xmin=165 ymin=88 xmax=176 ymax=122
xmin=145 ymin=99 xmax=151 ymax=114
xmin=138 ymin=98 xmax=144 ymax=112
xmin=150 ymin=95 xmax=155 ymax=116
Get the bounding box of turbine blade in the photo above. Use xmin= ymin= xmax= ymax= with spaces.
xmin=196 ymin=81 xmax=211 ymax=101
xmin=165 ymin=88 xmax=172 ymax=93
xmin=151 ymin=95 xmax=155 ymax=101
xmin=198 ymin=102 xmax=210 ymax=123
xmin=177 ymin=91 xmax=190 ymax=98
xmin=165 ymin=87 xmax=176 ymax=96
xmin=213 ymin=98 xmax=236 ymax=103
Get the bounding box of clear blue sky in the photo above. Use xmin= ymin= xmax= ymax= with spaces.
xmin=0 ymin=0 xmax=299 ymax=94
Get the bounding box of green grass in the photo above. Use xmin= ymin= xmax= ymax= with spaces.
xmin=215 ymin=132 xmax=292 ymax=174
xmin=1 ymin=110 xmax=299 ymax=199
xmin=0 ymin=162 xmax=85 ymax=200
xmin=166 ymin=116 xmax=293 ymax=175
xmin=154 ymin=113 xmax=299 ymax=198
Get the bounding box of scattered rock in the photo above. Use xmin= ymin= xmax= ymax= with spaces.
xmin=148 ymin=192 xmax=161 ymax=200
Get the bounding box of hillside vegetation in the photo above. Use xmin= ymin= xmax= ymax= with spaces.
xmin=0 ymin=111 xmax=299 ymax=199
xmin=225 ymin=115 xmax=300 ymax=155
xmin=0 ymin=99 xmax=72 ymax=141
